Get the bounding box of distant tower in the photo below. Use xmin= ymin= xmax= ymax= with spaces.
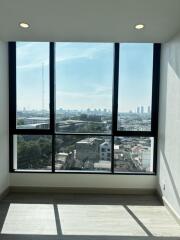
xmin=141 ymin=106 xmax=144 ymax=114
xmin=137 ymin=106 xmax=140 ymax=114
xmin=42 ymin=63 xmax=45 ymax=114
xmin=148 ymin=106 xmax=151 ymax=114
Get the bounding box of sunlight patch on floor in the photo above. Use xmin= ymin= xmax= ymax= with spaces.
xmin=1 ymin=204 xmax=57 ymax=235
xmin=128 ymin=205 xmax=180 ymax=237
xmin=1 ymin=203 xmax=180 ymax=237
xmin=58 ymin=204 xmax=147 ymax=236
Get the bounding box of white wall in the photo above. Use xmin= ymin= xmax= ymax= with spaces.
xmin=158 ymin=31 xmax=180 ymax=215
xmin=0 ymin=42 xmax=9 ymax=195
xmin=10 ymin=173 xmax=156 ymax=190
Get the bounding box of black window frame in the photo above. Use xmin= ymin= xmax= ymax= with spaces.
xmin=9 ymin=42 xmax=161 ymax=175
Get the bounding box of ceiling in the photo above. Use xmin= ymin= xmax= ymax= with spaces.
xmin=0 ymin=0 xmax=180 ymax=42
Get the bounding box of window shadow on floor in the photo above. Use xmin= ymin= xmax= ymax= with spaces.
xmin=0 ymin=193 xmax=179 ymax=240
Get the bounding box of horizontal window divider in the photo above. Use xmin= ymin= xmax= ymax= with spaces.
xmin=12 ymin=170 xmax=52 ymax=173
xmin=12 ymin=129 xmax=54 ymax=135
xmin=114 ymin=131 xmax=154 ymax=137
xmin=54 ymin=132 xmax=112 ymax=136
xmin=12 ymin=131 xmax=155 ymax=137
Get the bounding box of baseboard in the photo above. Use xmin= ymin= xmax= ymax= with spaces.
xmin=155 ymin=188 xmax=164 ymax=205
xmin=0 ymin=187 xmax=10 ymax=200
xmin=9 ymin=186 xmax=156 ymax=195
xmin=162 ymin=196 xmax=180 ymax=225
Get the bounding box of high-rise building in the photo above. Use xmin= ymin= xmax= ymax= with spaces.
xmin=141 ymin=106 xmax=144 ymax=114
xmin=103 ymin=108 xmax=107 ymax=113
xmin=148 ymin=106 xmax=151 ymax=114
xmin=100 ymin=140 xmax=111 ymax=161
xmin=137 ymin=106 xmax=140 ymax=114
xmin=76 ymin=138 xmax=103 ymax=162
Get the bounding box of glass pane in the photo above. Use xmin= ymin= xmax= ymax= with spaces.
xmin=114 ymin=137 xmax=154 ymax=173
xmin=55 ymin=135 xmax=111 ymax=172
xmin=118 ymin=43 xmax=153 ymax=131
xmin=55 ymin=43 xmax=113 ymax=133
xmin=14 ymin=135 xmax=52 ymax=171
xmin=16 ymin=42 xmax=50 ymax=129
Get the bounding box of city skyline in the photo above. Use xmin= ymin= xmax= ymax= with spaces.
xmin=18 ymin=105 xmax=151 ymax=114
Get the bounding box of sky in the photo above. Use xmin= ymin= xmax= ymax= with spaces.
xmin=16 ymin=42 xmax=153 ymax=112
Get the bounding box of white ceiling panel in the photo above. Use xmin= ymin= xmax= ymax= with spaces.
xmin=0 ymin=0 xmax=180 ymax=42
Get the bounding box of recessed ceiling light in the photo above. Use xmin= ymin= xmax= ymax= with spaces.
xmin=19 ymin=22 xmax=30 ymax=29
xmin=135 ymin=24 xmax=144 ymax=30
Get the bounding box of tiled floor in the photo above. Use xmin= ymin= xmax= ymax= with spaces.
xmin=0 ymin=192 xmax=180 ymax=240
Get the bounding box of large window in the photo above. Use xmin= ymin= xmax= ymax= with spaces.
xmin=9 ymin=42 xmax=160 ymax=174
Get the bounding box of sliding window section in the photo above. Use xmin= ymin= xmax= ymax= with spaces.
xmin=13 ymin=135 xmax=52 ymax=171
xmin=9 ymin=42 xmax=53 ymax=172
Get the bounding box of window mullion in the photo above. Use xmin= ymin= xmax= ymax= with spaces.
xmin=151 ymin=43 xmax=161 ymax=137
xmin=50 ymin=42 xmax=56 ymax=172
xmin=112 ymin=43 xmax=119 ymax=135
xmin=50 ymin=42 xmax=55 ymax=133
xmin=111 ymin=43 xmax=120 ymax=173
xmin=9 ymin=42 xmax=17 ymax=133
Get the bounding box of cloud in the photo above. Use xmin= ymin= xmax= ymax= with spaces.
xmin=17 ymin=42 xmax=113 ymax=70
xmin=56 ymin=43 xmax=112 ymax=64
xmin=17 ymin=42 xmax=49 ymax=70
xmin=56 ymin=85 xmax=112 ymax=99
